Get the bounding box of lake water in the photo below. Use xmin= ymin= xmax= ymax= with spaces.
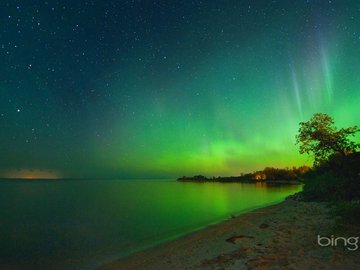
xmin=0 ymin=179 xmax=301 ymax=269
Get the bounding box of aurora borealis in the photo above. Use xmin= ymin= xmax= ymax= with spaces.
xmin=1 ymin=1 xmax=359 ymax=178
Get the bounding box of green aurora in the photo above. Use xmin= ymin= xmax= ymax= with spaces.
xmin=0 ymin=1 xmax=359 ymax=178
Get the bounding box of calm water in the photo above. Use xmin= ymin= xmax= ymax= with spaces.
xmin=0 ymin=179 xmax=301 ymax=269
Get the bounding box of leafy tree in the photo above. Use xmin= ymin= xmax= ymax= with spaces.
xmin=295 ymin=113 xmax=359 ymax=166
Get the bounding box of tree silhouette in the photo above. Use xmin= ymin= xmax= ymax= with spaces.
xmin=295 ymin=113 xmax=359 ymax=166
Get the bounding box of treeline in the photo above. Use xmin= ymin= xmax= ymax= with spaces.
xmin=177 ymin=166 xmax=310 ymax=183
xmin=294 ymin=113 xmax=360 ymax=224
xmin=301 ymin=152 xmax=360 ymax=223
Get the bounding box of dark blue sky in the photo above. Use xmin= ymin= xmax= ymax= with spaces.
xmin=1 ymin=1 xmax=359 ymax=178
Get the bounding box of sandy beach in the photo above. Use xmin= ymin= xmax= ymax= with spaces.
xmin=99 ymin=197 xmax=360 ymax=270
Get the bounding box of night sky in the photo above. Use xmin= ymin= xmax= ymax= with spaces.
xmin=1 ymin=1 xmax=359 ymax=179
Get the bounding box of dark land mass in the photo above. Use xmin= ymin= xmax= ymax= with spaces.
xmin=177 ymin=166 xmax=311 ymax=183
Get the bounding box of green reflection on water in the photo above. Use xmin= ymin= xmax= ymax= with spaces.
xmin=0 ymin=179 xmax=301 ymax=269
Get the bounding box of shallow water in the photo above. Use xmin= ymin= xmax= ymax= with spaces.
xmin=0 ymin=179 xmax=301 ymax=269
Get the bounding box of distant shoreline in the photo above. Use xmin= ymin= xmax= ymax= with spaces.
xmin=176 ymin=166 xmax=310 ymax=183
xmin=0 ymin=178 xmax=60 ymax=181
xmin=177 ymin=175 xmax=302 ymax=184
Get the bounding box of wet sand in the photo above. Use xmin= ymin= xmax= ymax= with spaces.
xmin=99 ymin=198 xmax=360 ymax=270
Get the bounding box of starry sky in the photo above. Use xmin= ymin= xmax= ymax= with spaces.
xmin=1 ymin=1 xmax=359 ymax=179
